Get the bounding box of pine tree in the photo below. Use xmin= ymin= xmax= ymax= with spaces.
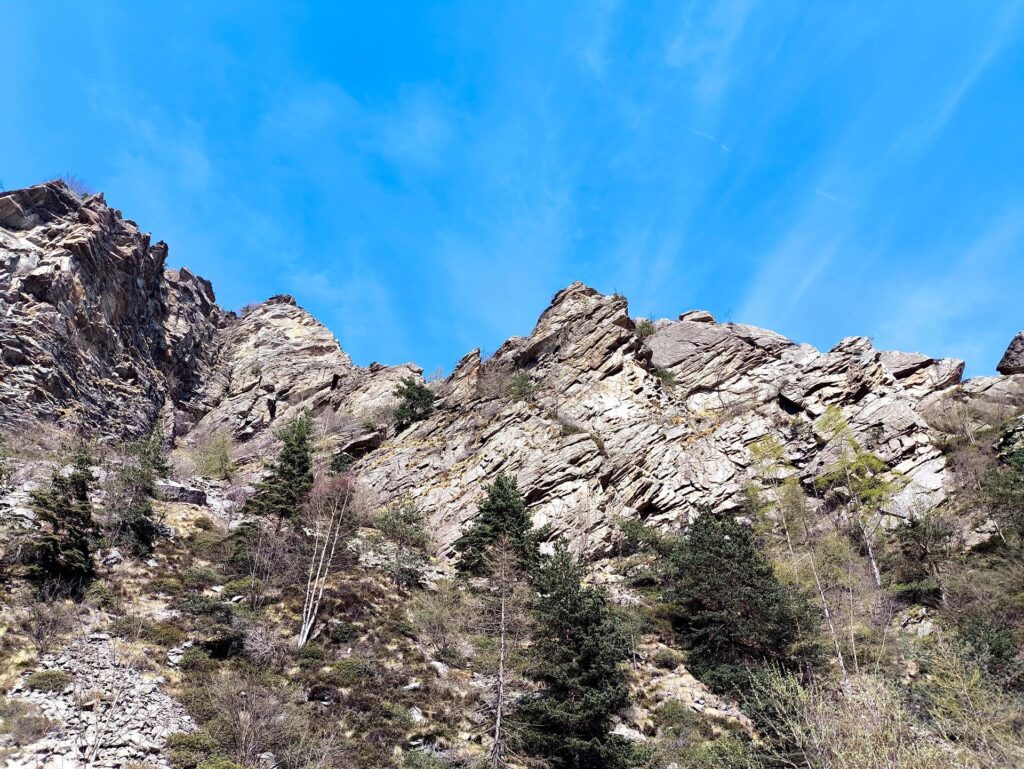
xmin=517 ymin=543 xmax=634 ymax=769
xmin=393 ymin=377 xmax=435 ymax=431
xmin=665 ymin=513 xmax=807 ymax=695
xmin=244 ymin=412 xmax=314 ymax=528
xmin=454 ymin=473 xmax=536 ymax=574
xmin=25 ymin=443 xmax=97 ymax=595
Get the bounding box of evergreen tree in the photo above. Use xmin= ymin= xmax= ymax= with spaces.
xmin=393 ymin=377 xmax=435 ymax=431
xmin=454 ymin=473 xmax=535 ymax=574
xmin=517 ymin=543 xmax=634 ymax=769
xmin=244 ymin=412 xmax=314 ymax=528
xmin=138 ymin=423 xmax=171 ymax=481
xmin=109 ymin=425 xmax=170 ymax=555
xmin=25 ymin=443 xmax=97 ymax=595
xmin=665 ymin=513 xmax=807 ymax=695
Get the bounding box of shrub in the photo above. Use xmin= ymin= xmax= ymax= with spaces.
xmin=166 ymin=730 xmax=218 ymax=769
xmin=0 ymin=696 xmax=53 ymax=744
xmin=222 ymin=576 xmax=260 ymax=599
xmin=198 ymin=759 xmax=244 ymax=769
xmin=330 ymin=450 xmax=354 ymax=473
xmin=653 ymin=647 xmax=683 ymax=670
xmin=325 ymin=620 xmax=359 ymax=644
xmin=507 ymin=370 xmax=536 ymax=402
xmin=175 ymin=594 xmax=234 ymax=622
xmin=376 ymin=501 xmax=430 ymax=552
xmin=179 ymin=649 xmax=215 ymax=673
xmin=617 ymin=517 xmax=662 ymax=556
xmin=331 ymin=657 xmax=369 ymax=687
xmin=193 ymin=516 xmax=215 ymax=531
xmin=393 ymin=377 xmax=435 ymax=431
xmin=84 ymin=581 xmax=121 ymax=611
xmin=0 ymin=436 xmax=13 ymax=495
xmin=747 ymin=669 xmax=954 ymax=769
xmin=109 ymin=615 xmax=149 ymax=640
xmin=297 ymin=643 xmax=330 ymax=668
xmin=181 ymin=566 xmax=223 ymax=589
xmin=20 ymin=596 xmax=76 ymax=655
xmin=194 ymin=432 xmax=235 ymax=480
xmin=635 ymin=318 xmax=656 ymax=340
xmin=147 ymin=576 xmax=184 ymax=596
xmin=409 ymin=582 xmax=471 ymax=663
xmin=653 ymin=368 xmax=677 ymax=387
xmin=403 ymin=751 xmax=449 ymax=769
xmin=26 ymin=670 xmax=71 ymax=692
xmin=59 ymin=173 xmax=94 ymax=197
xmin=146 ymin=621 xmax=185 ymax=648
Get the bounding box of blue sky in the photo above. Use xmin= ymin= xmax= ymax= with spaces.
xmin=4 ymin=2 xmax=1023 ymax=376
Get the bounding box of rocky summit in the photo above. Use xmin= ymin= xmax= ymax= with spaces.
xmin=2 ymin=181 xmax=1024 ymax=769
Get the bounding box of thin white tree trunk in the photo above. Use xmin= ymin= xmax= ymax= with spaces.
xmin=489 ymin=583 xmax=508 ymax=768
xmin=299 ymin=488 xmax=350 ymax=647
xmin=808 ymin=552 xmax=850 ymax=695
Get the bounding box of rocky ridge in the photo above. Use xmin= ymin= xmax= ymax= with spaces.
xmin=2 ymin=180 xmax=1024 ymax=553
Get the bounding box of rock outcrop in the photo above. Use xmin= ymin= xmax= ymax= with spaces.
xmin=354 ymin=283 xmax=1001 ymax=552
xmin=998 ymin=331 xmax=1024 ymax=375
xmin=0 ymin=181 xmax=226 ymax=439
xmin=2 ymin=181 xmax=1024 ymax=555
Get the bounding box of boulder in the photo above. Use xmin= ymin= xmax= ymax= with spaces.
xmin=997 ymin=331 xmax=1024 ymax=375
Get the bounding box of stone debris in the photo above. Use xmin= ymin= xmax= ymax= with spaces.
xmin=7 ymin=633 xmax=193 ymax=768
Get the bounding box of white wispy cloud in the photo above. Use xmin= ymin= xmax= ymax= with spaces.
xmin=900 ymin=1 xmax=1022 ymax=153
xmin=579 ymin=0 xmax=620 ymax=77
xmin=664 ymin=0 xmax=753 ymax=118
xmin=876 ymin=208 xmax=1024 ymax=366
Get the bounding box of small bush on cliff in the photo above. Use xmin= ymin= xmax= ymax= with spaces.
xmin=393 ymin=377 xmax=435 ymax=431
xmin=635 ymin=318 xmax=655 ymax=340
xmin=507 ymin=370 xmax=536 ymax=402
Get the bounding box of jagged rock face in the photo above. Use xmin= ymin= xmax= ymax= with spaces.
xmin=0 ymin=182 xmax=414 ymax=452
xmin=998 ymin=331 xmax=1024 ymax=375
xmin=355 ymin=283 xmax=1006 ymax=554
xmin=0 ymin=182 xmax=226 ymax=439
xmin=2 ymin=182 xmax=1024 ymax=559
xmin=180 ymin=292 xmax=419 ymax=460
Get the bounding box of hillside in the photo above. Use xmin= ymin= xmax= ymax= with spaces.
xmin=2 ymin=180 xmax=1024 ymax=768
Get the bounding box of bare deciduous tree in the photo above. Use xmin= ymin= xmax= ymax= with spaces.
xmin=298 ymin=475 xmax=360 ymax=647
xmin=478 ymin=538 xmax=531 ymax=768
xmin=20 ymin=591 xmax=78 ymax=655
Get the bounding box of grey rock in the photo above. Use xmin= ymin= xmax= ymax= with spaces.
xmin=155 ymin=479 xmax=208 ymax=506
xmin=997 ymin=331 xmax=1024 ymax=375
